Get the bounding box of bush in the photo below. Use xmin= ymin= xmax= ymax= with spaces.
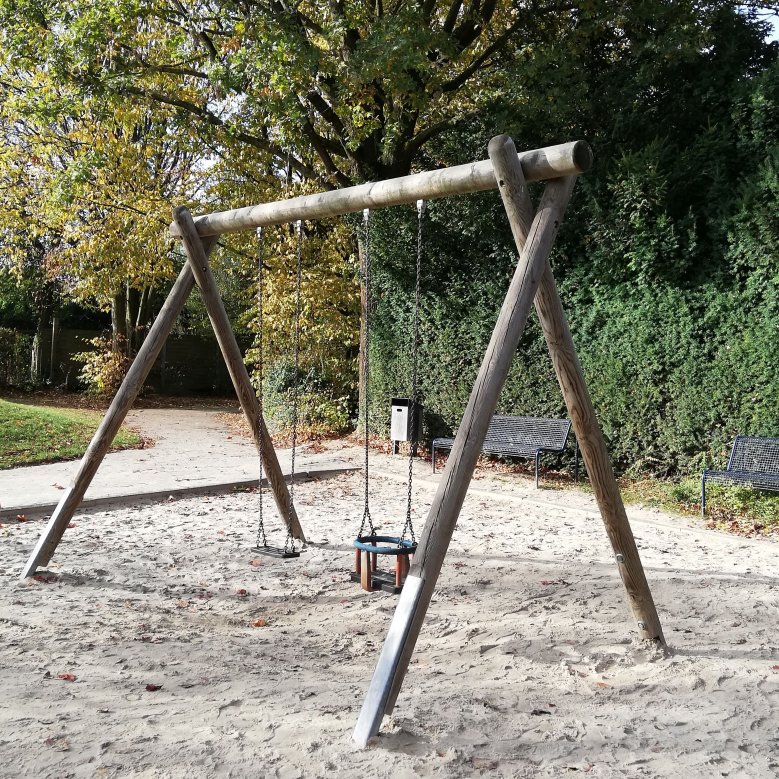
xmin=0 ymin=327 xmax=33 ymax=388
xmin=74 ymin=335 xmax=131 ymax=397
xmin=260 ymin=357 xmax=350 ymax=437
xmin=364 ymin=134 xmax=778 ymax=478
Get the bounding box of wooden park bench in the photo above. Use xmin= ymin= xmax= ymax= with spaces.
xmin=701 ymin=435 xmax=779 ymax=515
xmin=432 ymin=415 xmax=577 ymax=487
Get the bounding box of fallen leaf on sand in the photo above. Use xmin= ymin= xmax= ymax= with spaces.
xmin=57 ymin=673 xmax=77 ymax=682
xmin=16 ymin=514 xmax=27 ymax=522
xmin=596 ymin=682 xmax=609 ymax=688
xmin=237 ymin=588 xmax=248 ymax=596
xmin=44 ymin=736 xmax=70 ymax=751
xmin=252 ymin=618 xmax=267 ymax=628
xmin=772 ymin=665 xmax=779 ymax=671
xmin=52 ymin=483 xmax=65 ymax=490
xmin=67 ymin=522 xmax=76 ymax=528
xmin=249 ymin=559 xmax=263 ymax=567
xmin=145 ymin=683 xmax=162 ymax=692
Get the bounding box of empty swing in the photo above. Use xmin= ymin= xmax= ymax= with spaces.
xmin=253 ymin=222 xmax=304 ymax=559
xmin=351 ymin=203 xmax=425 ymax=593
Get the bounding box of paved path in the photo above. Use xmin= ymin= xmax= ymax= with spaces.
xmin=0 ymin=407 xmax=353 ymax=518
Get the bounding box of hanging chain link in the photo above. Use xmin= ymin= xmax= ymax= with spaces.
xmin=358 ymin=208 xmax=375 ymax=539
xmin=285 ymin=220 xmax=303 ymax=554
xmin=255 ymin=227 xmax=268 ymax=549
xmin=400 ymin=200 xmax=424 ymax=546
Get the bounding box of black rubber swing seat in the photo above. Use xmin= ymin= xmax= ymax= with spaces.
xmin=251 ymin=545 xmax=301 ymax=559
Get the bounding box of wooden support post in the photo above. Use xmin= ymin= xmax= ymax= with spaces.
xmin=172 ymin=207 xmax=305 ymax=544
xmin=361 ymin=550 xmax=373 ymax=592
xmin=20 ymin=249 xmax=215 ymax=579
xmin=353 ymin=136 xmax=576 ymax=746
xmin=533 ymin=264 xmax=665 ymax=643
xmin=473 ymin=140 xmax=664 ymax=644
xmin=395 ymin=555 xmax=409 ymax=588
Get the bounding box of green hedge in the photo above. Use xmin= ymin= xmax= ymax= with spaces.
xmin=0 ymin=328 xmax=33 ymax=388
xmin=364 ymin=119 xmax=778 ymax=477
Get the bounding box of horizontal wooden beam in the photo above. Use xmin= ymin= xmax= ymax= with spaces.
xmin=169 ymin=141 xmax=591 ymax=237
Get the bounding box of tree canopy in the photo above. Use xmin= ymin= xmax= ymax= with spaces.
xmin=0 ymin=0 xmax=777 ymax=471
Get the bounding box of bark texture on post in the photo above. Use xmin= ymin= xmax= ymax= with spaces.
xmin=20 ymin=250 xmax=214 ymax=579
xmin=172 ymin=207 xmax=305 ymax=543
xmin=534 ymin=265 xmax=665 ymax=642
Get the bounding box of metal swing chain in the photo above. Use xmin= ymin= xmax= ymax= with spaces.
xmin=255 ymin=227 xmax=268 ymax=549
xmin=358 ymin=208 xmax=375 ymax=539
xmin=285 ymin=220 xmax=303 ymax=554
xmin=400 ymin=199 xmax=424 ymax=546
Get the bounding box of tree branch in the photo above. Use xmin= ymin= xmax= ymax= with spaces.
xmin=118 ymin=85 xmax=327 ymax=186
xmin=405 ymin=119 xmax=454 ymax=157
xmin=443 ymin=0 xmax=464 ymax=34
xmin=442 ymin=14 xmax=526 ymax=92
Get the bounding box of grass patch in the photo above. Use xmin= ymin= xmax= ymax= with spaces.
xmin=618 ymin=476 xmax=779 ymax=535
xmin=0 ymin=398 xmax=142 ymax=469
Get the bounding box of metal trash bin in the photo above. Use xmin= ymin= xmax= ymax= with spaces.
xmin=390 ymin=397 xmax=423 ymax=455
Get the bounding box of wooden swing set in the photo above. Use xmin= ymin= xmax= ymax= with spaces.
xmin=19 ymin=134 xmax=666 ymax=748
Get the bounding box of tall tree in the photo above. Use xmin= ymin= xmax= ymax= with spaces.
xmin=0 ymin=79 xmax=203 ymax=352
xmin=8 ymin=0 xmax=774 ymax=189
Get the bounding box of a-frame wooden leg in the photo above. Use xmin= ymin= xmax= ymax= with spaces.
xmin=484 ymin=142 xmax=664 ymax=644
xmin=353 ymin=136 xmax=575 ymax=746
xmin=533 ymin=263 xmax=664 ymax=642
xmin=172 ymin=207 xmax=305 ymax=544
xmin=20 ymin=247 xmax=216 ymax=579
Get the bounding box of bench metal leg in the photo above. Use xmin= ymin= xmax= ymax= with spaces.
xmin=574 ymin=441 xmax=579 ymax=483
xmin=535 ymin=451 xmax=540 ymax=488
xmin=701 ymin=475 xmax=706 ymax=517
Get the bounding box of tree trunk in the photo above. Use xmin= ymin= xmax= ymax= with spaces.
xmin=135 ymin=287 xmax=152 ymax=352
xmin=49 ymin=313 xmax=60 ymax=384
xmin=127 ymin=283 xmax=140 ymax=354
xmin=29 ymin=317 xmax=45 ymax=385
xmin=111 ymin=291 xmax=127 ymax=353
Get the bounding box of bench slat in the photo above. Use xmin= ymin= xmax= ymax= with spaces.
xmin=728 ymin=435 xmax=779 ymax=474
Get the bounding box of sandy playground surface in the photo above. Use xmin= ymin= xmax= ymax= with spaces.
xmin=1 ymin=449 xmax=778 ymax=778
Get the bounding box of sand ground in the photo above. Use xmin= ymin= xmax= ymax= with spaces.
xmin=1 ymin=449 xmax=778 ymax=778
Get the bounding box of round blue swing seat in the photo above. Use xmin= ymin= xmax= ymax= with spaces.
xmin=353 ymin=535 xmax=416 ymax=555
